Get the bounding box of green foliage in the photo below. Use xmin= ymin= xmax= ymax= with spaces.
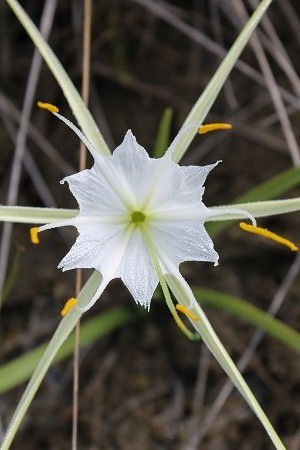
xmin=153 ymin=107 xmax=173 ymax=158
xmin=196 ymin=288 xmax=300 ymax=354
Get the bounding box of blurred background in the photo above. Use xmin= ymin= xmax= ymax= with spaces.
xmin=1 ymin=1 xmax=300 ymax=449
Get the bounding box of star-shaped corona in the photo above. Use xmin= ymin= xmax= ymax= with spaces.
xmin=34 ymin=103 xmax=256 ymax=317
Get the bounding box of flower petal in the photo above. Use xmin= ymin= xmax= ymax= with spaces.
xmin=58 ymin=224 xmax=127 ymax=272
xmin=111 ymin=130 xmax=158 ymax=206
xmin=144 ymin=159 xmax=218 ymax=214
xmin=61 ymin=165 xmax=126 ymax=216
xmin=118 ymin=228 xmax=158 ymax=309
xmin=181 ymin=162 xmax=219 ymax=192
xmin=143 ymin=156 xmax=182 ymax=210
xmin=150 ymin=201 xmax=211 ymax=222
xmin=150 ymin=221 xmax=219 ymax=268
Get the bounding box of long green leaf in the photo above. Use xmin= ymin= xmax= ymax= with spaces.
xmin=2 ymin=251 xmax=21 ymax=305
xmin=153 ymin=107 xmax=173 ymax=158
xmin=5 ymin=0 xmax=110 ymax=156
xmin=195 ymin=288 xmax=300 ymax=354
xmin=0 ymin=306 xmax=134 ymax=395
xmin=0 ymin=272 xmax=100 ymax=450
xmin=170 ymin=0 xmax=273 ymax=163
xmin=230 ymin=167 xmax=300 ymax=203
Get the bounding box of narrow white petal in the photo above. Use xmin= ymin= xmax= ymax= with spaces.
xmin=209 ymin=206 xmax=256 ymax=226
xmin=38 ymin=218 xmax=76 ymax=233
xmin=53 ymin=112 xmax=101 ymax=160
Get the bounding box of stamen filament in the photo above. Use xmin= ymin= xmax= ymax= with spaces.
xmin=198 ymin=123 xmax=232 ymax=135
xmin=239 ymin=222 xmax=298 ymax=252
xmin=141 ymin=226 xmax=200 ymax=341
xmin=30 ymin=227 xmax=40 ymax=244
xmin=176 ymin=304 xmax=199 ymax=321
xmin=37 ymin=100 xmax=101 ymax=160
xmin=61 ymin=297 xmax=78 ymax=316
xmin=37 ymin=101 xmax=59 ymax=113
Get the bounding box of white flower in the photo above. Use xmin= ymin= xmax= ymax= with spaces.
xmin=37 ymin=108 xmax=254 ymax=312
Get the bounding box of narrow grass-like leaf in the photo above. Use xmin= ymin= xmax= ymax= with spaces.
xmin=194 ymin=288 xmax=300 ymax=354
xmin=166 ymin=275 xmax=286 ymax=450
xmin=170 ymin=0 xmax=273 ymax=163
xmin=0 ymin=306 xmax=134 ymax=394
xmin=229 ymin=167 xmax=300 ymax=203
xmin=0 ymin=272 xmax=101 ymax=450
xmin=5 ymin=0 xmax=110 ymax=156
xmin=2 ymin=251 xmax=21 ymax=305
xmin=153 ymin=107 xmax=173 ymax=158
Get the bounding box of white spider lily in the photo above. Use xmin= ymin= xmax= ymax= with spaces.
xmin=36 ymin=104 xmax=255 ymax=314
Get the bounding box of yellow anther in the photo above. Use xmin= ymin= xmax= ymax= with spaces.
xmin=176 ymin=304 xmax=199 ymax=321
xmin=61 ymin=297 xmax=78 ymax=317
xmin=198 ymin=123 xmax=232 ymax=135
xmin=30 ymin=227 xmax=40 ymax=245
xmin=37 ymin=101 xmax=59 ymax=113
xmin=239 ymin=222 xmax=298 ymax=252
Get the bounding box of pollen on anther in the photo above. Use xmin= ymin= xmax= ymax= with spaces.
xmin=61 ymin=297 xmax=78 ymax=317
xmin=198 ymin=123 xmax=232 ymax=135
xmin=239 ymin=222 xmax=298 ymax=252
xmin=37 ymin=101 xmax=59 ymax=113
xmin=30 ymin=227 xmax=40 ymax=245
xmin=176 ymin=304 xmax=199 ymax=321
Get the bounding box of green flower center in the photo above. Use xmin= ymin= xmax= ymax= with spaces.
xmin=131 ymin=211 xmax=146 ymax=224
